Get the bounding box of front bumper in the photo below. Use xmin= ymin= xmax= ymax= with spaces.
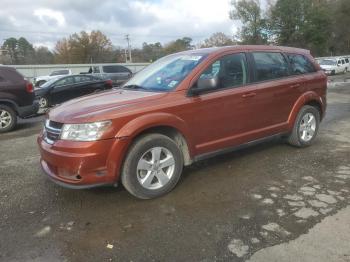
xmin=37 ymin=135 xmax=129 ymax=188
xmin=18 ymin=100 xmax=39 ymax=118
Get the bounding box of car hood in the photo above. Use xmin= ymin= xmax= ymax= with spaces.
xmin=48 ymin=89 xmax=166 ymax=123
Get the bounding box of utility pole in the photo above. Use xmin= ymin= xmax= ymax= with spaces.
xmin=125 ymin=34 xmax=132 ymax=63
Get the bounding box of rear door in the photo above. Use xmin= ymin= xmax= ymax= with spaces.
xmin=73 ymin=75 xmax=101 ymax=97
xmin=286 ymin=53 xmax=323 ymax=101
xmin=247 ymin=51 xmax=302 ymax=130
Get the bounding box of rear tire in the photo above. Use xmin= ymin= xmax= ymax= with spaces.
xmin=39 ymin=97 xmax=49 ymax=108
xmin=121 ymin=134 xmax=184 ymax=199
xmin=0 ymin=105 xmax=17 ymax=133
xmin=287 ymin=105 xmax=320 ymax=147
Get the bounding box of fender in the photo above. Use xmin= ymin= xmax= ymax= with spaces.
xmin=0 ymin=98 xmax=19 ymax=112
xmin=287 ymin=91 xmax=325 ymax=129
xmin=106 ymin=112 xmax=195 ymax=181
xmin=115 ymin=112 xmax=193 ymax=142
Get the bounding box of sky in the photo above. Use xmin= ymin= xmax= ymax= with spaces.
xmin=0 ymin=0 xmax=237 ymax=50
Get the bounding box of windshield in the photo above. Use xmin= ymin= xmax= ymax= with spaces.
xmin=122 ymin=53 xmax=207 ymax=92
xmin=320 ymin=59 xmax=336 ymax=66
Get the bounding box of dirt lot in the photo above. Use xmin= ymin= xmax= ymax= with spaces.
xmin=0 ymin=78 xmax=349 ymax=261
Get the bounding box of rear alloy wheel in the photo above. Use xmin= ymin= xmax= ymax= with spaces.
xmin=121 ymin=134 xmax=183 ymax=199
xmin=0 ymin=105 xmax=17 ymax=133
xmin=287 ymin=105 xmax=320 ymax=147
xmin=39 ymin=97 xmax=49 ymax=108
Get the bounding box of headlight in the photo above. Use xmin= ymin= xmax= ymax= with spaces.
xmin=60 ymin=121 xmax=111 ymax=141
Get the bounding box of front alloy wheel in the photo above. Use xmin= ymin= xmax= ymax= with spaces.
xmin=121 ymin=133 xmax=183 ymax=199
xmin=136 ymin=147 xmax=175 ymax=190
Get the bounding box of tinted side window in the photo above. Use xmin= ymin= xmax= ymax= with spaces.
xmin=252 ymin=52 xmax=289 ymax=81
xmin=55 ymin=77 xmax=74 ymax=86
xmin=199 ymin=53 xmax=248 ymax=89
xmin=50 ymin=70 xmax=69 ymax=76
xmin=286 ymin=54 xmax=316 ymax=75
xmin=74 ymin=75 xmax=92 ymax=83
xmin=120 ymin=66 xmax=131 ymax=73
xmin=102 ymin=66 xmax=120 ymax=73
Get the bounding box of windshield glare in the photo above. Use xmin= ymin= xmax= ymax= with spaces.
xmin=122 ymin=53 xmax=207 ymax=91
xmin=320 ymin=59 xmax=336 ymax=66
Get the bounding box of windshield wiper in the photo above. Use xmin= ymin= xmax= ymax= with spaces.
xmin=122 ymin=84 xmax=148 ymax=90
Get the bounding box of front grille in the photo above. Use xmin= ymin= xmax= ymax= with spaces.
xmin=44 ymin=120 xmax=63 ymax=144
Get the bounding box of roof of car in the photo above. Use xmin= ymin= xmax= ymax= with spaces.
xmin=179 ymin=45 xmax=311 ymax=56
xmin=0 ymin=66 xmax=16 ymax=70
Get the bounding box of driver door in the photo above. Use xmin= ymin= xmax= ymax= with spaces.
xmin=50 ymin=76 xmax=75 ymax=105
xmin=186 ymin=52 xmax=254 ymax=155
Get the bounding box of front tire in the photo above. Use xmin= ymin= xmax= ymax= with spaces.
xmin=121 ymin=134 xmax=184 ymax=199
xmin=287 ymin=105 xmax=320 ymax=147
xmin=0 ymin=105 xmax=17 ymax=133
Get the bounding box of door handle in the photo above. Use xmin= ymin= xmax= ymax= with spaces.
xmin=242 ymin=92 xmax=256 ymax=98
xmin=290 ymin=83 xmax=301 ymax=88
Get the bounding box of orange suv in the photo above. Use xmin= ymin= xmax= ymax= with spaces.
xmin=38 ymin=46 xmax=327 ymax=199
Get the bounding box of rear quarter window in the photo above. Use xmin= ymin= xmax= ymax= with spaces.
xmin=252 ymin=52 xmax=289 ymax=82
xmin=0 ymin=68 xmax=24 ymax=83
xmin=50 ymin=70 xmax=70 ymax=76
xmin=286 ymin=54 xmax=316 ymax=75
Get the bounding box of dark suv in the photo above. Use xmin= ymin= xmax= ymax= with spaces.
xmin=0 ymin=66 xmax=38 ymax=133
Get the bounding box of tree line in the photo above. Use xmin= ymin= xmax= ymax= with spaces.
xmin=0 ymin=0 xmax=349 ymax=65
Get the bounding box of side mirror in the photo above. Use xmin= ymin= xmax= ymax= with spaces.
xmin=189 ymin=76 xmax=218 ymax=96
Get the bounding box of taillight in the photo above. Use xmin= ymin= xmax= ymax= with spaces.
xmin=26 ymin=81 xmax=34 ymax=93
xmin=105 ymin=79 xmax=113 ymax=87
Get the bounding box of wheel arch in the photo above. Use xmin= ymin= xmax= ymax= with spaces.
xmin=108 ymin=113 xmax=195 ymax=183
xmin=288 ymin=92 xmax=325 ymax=129
xmin=0 ymin=99 xmax=19 ymax=114
xmin=131 ymin=125 xmax=193 ymax=166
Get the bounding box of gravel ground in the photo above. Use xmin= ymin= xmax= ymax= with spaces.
xmin=0 ymin=77 xmax=349 ymax=261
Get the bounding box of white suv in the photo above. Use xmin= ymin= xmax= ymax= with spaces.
xmin=319 ymin=57 xmax=347 ymax=75
xmin=34 ymin=69 xmax=72 ymax=87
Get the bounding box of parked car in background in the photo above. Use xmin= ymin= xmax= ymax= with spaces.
xmin=0 ymin=66 xmax=38 ymax=132
xmin=38 ymin=45 xmax=327 ymax=199
xmin=34 ymin=69 xmax=72 ymax=87
xmin=86 ymin=65 xmax=132 ymax=86
xmin=35 ymin=74 xmax=113 ymax=108
xmin=319 ymin=57 xmax=347 ymax=75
